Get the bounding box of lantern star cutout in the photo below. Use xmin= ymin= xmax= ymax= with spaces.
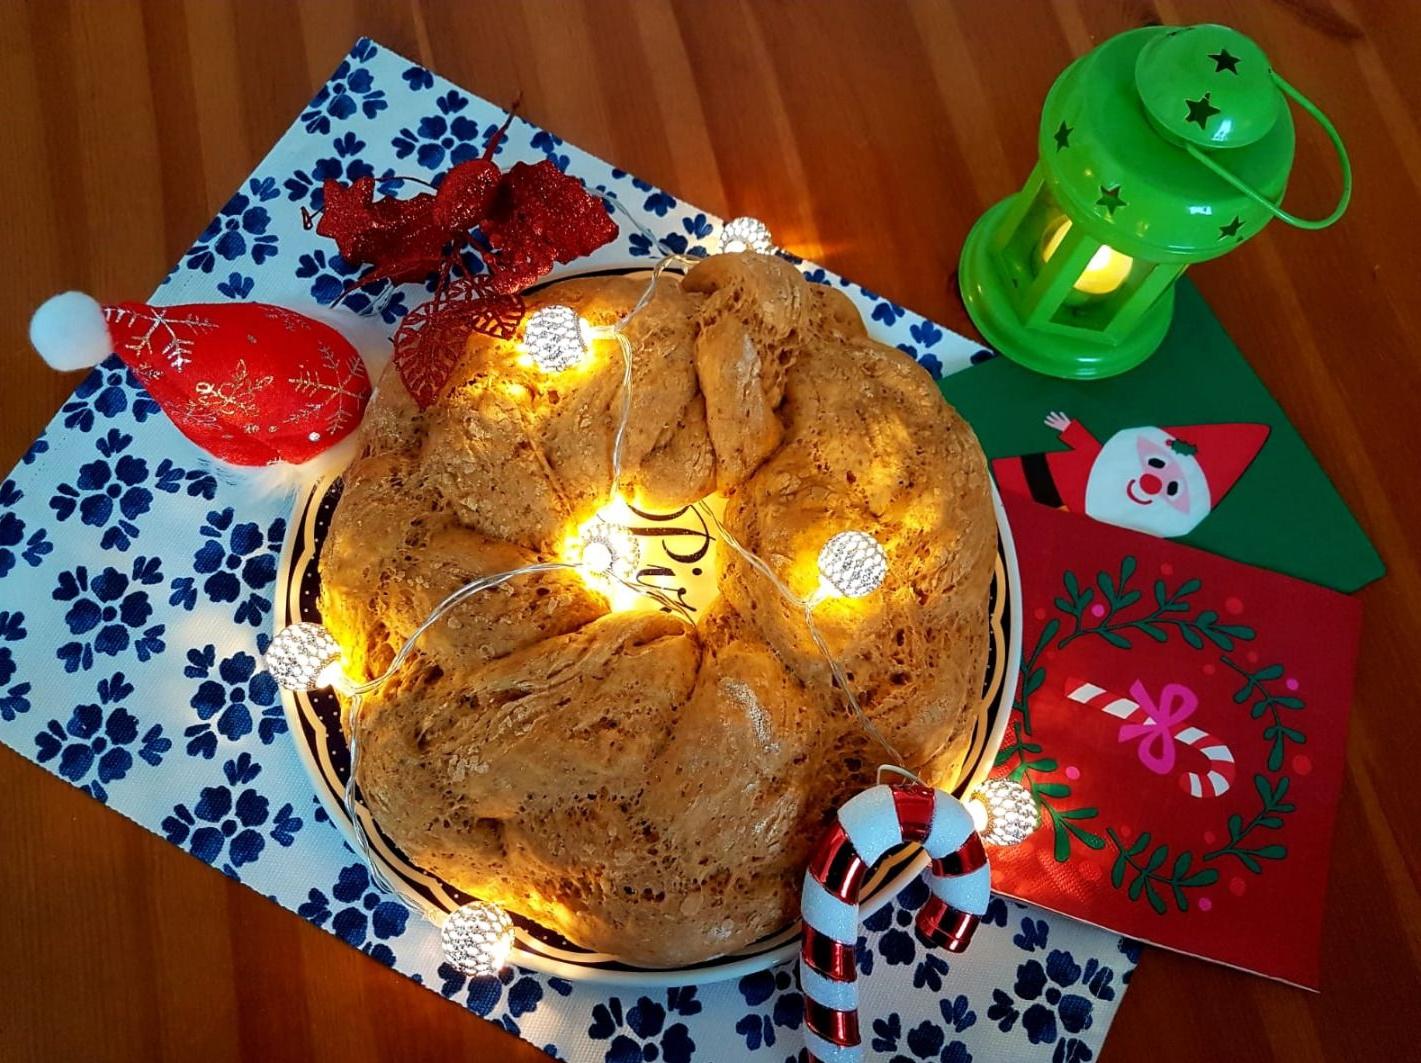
xmin=1219 ymin=216 xmax=1244 ymax=240
xmin=1185 ymin=92 xmax=1221 ymax=130
xmin=1209 ymin=48 xmax=1241 ymax=74
xmin=1053 ymin=121 xmax=1073 ymax=151
xmin=1096 ymin=184 xmax=1126 ymax=216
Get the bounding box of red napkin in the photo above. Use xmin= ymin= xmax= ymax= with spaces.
xmin=989 ymin=496 xmax=1360 ymax=988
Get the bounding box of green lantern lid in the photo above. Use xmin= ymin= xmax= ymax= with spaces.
xmin=1135 ymin=25 xmax=1280 ymax=148
xmin=1037 ymin=24 xmax=1296 ymax=263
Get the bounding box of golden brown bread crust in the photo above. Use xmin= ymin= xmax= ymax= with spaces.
xmin=318 ymin=253 xmax=995 ymax=966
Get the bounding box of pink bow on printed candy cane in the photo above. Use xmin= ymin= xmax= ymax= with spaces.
xmin=1117 ymin=680 xmax=1196 ymax=774
xmin=1066 ymin=677 xmax=1237 ymax=798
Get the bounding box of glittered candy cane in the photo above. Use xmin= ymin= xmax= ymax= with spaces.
xmin=800 ymin=784 xmax=990 ymax=1062
xmin=1065 ymin=677 xmax=1236 ymax=798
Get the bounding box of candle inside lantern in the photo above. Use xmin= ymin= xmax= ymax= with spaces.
xmin=1040 ymin=218 xmax=1134 ymax=296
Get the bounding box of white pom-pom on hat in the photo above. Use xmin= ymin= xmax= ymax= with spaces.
xmin=29 ymin=291 xmax=113 ymax=371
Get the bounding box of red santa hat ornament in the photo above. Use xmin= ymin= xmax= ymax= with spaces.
xmin=30 ymin=292 xmax=372 ymax=477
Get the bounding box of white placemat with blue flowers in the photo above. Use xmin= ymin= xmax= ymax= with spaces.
xmin=0 ymin=37 xmax=1139 ymax=1062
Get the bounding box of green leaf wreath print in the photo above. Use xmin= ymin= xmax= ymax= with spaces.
xmin=1004 ymin=555 xmax=1306 ymax=915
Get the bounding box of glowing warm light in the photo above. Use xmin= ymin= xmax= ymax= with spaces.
xmin=815 ymin=530 xmax=888 ymax=601
xmin=441 ymin=901 xmax=514 ymax=978
xmin=720 ymin=216 xmax=774 ymax=254
xmin=967 ymin=778 xmax=1039 ymax=846
xmin=523 ymin=304 xmax=592 ymax=372
xmin=1041 ymin=218 xmax=1134 ymax=295
xmin=265 ymin=623 xmax=348 ymax=692
xmin=566 ymin=498 xmax=646 ymax=612
xmin=579 ymin=517 xmax=641 ymax=580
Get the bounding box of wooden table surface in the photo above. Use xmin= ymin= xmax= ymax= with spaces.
xmin=2 ymin=1 xmax=1418 ymax=1059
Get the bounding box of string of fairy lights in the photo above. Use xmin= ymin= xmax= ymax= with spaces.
xmin=262 ymin=212 xmax=1038 ymax=978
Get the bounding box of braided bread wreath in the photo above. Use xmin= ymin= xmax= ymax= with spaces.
xmin=313 ymin=252 xmax=1001 ymax=969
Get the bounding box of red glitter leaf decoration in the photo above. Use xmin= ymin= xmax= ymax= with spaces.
xmin=481 ymin=161 xmax=619 ymax=294
xmin=392 ymin=276 xmax=526 ymax=408
xmin=393 ymin=298 xmax=467 ymax=409
xmin=315 ymin=177 xmax=448 ymax=288
xmin=464 ymin=284 xmax=526 ymax=340
xmin=433 ymin=158 xmax=504 ymax=233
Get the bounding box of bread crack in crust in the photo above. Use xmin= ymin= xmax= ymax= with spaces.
xmin=319 ymin=254 xmax=994 ymax=966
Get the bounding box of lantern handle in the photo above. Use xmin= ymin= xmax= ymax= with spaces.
xmin=1185 ymin=73 xmax=1352 ymax=231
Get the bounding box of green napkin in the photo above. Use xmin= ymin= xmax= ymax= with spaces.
xmin=942 ymin=280 xmax=1383 ymax=592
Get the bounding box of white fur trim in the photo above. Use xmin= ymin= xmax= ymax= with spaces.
xmin=205 ymin=432 xmax=362 ymax=500
xmin=30 ymin=291 xmax=112 ymax=371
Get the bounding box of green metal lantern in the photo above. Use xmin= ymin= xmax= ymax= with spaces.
xmin=958 ymin=23 xmax=1352 ymax=379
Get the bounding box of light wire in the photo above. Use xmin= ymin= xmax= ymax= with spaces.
xmin=340 ymin=556 xmax=690 ymax=922
xmin=331 ymin=207 xmax=913 ymax=927
xmin=693 ymin=499 xmax=906 ymax=767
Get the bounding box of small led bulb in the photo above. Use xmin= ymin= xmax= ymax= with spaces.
xmin=580 ymin=518 xmax=641 ymax=582
xmin=720 ymin=216 xmax=774 ymax=254
xmin=441 ymin=901 xmax=514 ymax=978
xmin=968 ymin=778 xmax=1040 ymax=847
xmin=264 ymin=622 xmax=347 ymax=692
xmin=524 ymin=304 xmax=592 ymax=372
xmin=817 ymin=531 xmax=888 ymax=600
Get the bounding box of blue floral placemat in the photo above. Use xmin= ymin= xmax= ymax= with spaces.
xmin=0 ymin=37 xmax=1138 ymax=1062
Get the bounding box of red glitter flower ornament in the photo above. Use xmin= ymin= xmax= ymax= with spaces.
xmin=315 ymin=175 xmax=449 ymax=290
xmin=481 ymin=161 xmax=620 ymax=294
xmin=307 ymin=111 xmax=618 ymax=407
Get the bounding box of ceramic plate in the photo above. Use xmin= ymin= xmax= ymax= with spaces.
xmin=276 ymin=269 xmax=1021 ymax=985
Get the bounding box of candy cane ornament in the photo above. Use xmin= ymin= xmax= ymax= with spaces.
xmin=800 ymin=784 xmax=990 ymax=1063
xmin=1065 ymin=677 xmax=1236 ymax=798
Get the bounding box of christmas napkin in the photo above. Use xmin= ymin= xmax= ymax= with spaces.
xmin=941 ymin=281 xmax=1384 ymax=592
xmin=987 ymin=496 xmax=1359 ymax=988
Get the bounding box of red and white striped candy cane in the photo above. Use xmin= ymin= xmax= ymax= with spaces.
xmin=800 ymin=783 xmax=989 ymax=1063
xmin=1065 ymin=677 xmax=1236 ymax=798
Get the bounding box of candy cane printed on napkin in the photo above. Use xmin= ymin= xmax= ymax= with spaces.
xmin=988 ymin=498 xmax=1359 ymax=988
xmin=1065 ymin=677 xmax=1237 ymax=797
xmin=0 ymin=38 xmax=1137 ymax=1061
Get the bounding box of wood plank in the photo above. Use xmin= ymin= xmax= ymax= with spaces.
xmin=1 ymin=2 xmax=1416 ymax=1059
